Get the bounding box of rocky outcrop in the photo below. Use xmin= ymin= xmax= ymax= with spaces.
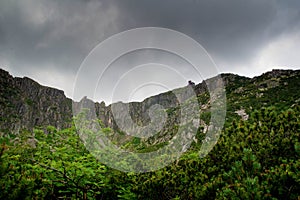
xmin=1 ymin=67 xmax=299 ymax=137
xmin=0 ymin=68 xmax=72 ymax=133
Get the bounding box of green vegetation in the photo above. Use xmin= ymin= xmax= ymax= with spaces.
xmin=1 ymin=105 xmax=299 ymax=199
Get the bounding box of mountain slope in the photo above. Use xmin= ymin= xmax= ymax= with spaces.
xmin=0 ymin=68 xmax=299 ymax=136
xmin=0 ymin=69 xmax=72 ymax=133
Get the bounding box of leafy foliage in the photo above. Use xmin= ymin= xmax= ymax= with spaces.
xmin=1 ymin=106 xmax=300 ymax=199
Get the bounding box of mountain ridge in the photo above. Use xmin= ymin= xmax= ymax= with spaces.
xmin=1 ymin=67 xmax=299 ymax=135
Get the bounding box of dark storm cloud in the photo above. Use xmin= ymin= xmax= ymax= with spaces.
xmin=0 ymin=0 xmax=299 ymax=102
xmin=113 ymin=0 xmax=300 ymax=65
xmin=0 ymin=0 xmax=120 ymax=74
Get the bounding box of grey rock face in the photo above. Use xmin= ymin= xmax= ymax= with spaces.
xmin=0 ymin=68 xmax=72 ymax=133
xmin=1 ymin=68 xmax=299 ymax=140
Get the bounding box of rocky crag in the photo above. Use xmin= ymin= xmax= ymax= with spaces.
xmin=1 ymin=68 xmax=299 ymax=140
xmin=0 ymin=69 xmax=72 ymax=134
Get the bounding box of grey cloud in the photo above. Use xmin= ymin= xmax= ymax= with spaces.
xmin=0 ymin=0 xmax=120 ymax=74
xmin=112 ymin=0 xmax=289 ymax=65
xmin=0 ymin=0 xmax=299 ymax=102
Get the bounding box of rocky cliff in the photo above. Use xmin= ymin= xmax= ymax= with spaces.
xmin=0 ymin=69 xmax=72 ymax=134
xmin=1 ymin=68 xmax=299 ymax=138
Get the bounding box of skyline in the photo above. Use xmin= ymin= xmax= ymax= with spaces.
xmin=1 ymin=67 xmax=298 ymax=105
xmin=0 ymin=0 xmax=300 ymax=103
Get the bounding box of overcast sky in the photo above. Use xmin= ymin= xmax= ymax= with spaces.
xmin=0 ymin=0 xmax=300 ymax=104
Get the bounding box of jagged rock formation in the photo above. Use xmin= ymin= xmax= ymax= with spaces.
xmin=0 ymin=69 xmax=72 ymax=133
xmin=1 ymin=68 xmax=299 ymax=138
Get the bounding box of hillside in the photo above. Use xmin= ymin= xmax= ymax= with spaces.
xmin=1 ymin=68 xmax=299 ymax=137
xmin=0 ymin=69 xmax=73 ymax=133
xmin=0 ymin=67 xmax=300 ymax=199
